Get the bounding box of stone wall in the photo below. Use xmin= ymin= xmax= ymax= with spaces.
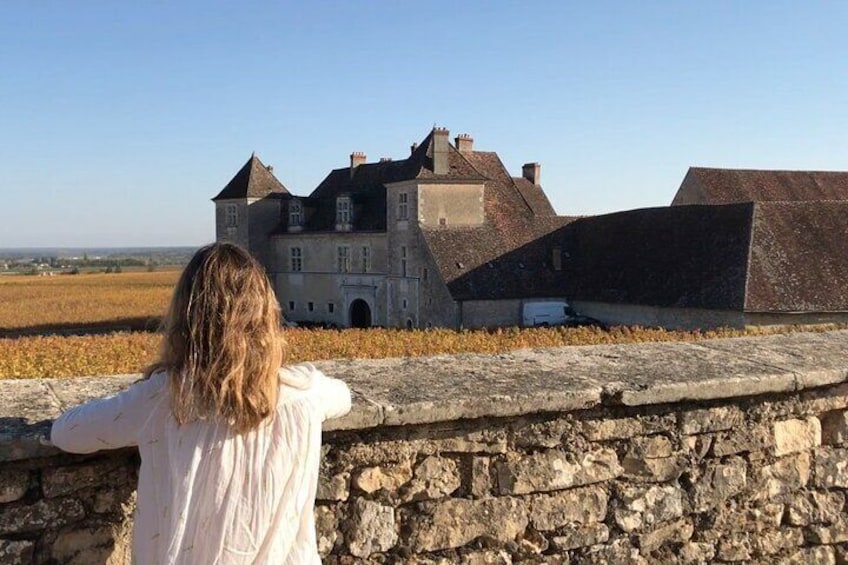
xmin=2 ymin=331 xmax=848 ymax=563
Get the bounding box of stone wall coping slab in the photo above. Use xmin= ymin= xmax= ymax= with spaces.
xmin=1 ymin=330 xmax=846 ymax=462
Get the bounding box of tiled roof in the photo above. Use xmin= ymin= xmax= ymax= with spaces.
xmin=746 ymin=201 xmax=848 ymax=312
xmin=559 ymin=201 xmax=848 ymax=313
xmin=212 ymin=154 xmax=289 ymax=200
xmin=561 ymin=204 xmax=753 ymax=310
xmin=674 ymin=167 xmax=848 ymax=205
xmin=513 ymin=177 xmax=557 ymax=216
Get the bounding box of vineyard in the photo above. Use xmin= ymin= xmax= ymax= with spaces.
xmin=0 ymin=324 xmax=835 ymax=380
xmin=0 ymin=270 xmax=179 ymax=333
xmin=1 ymin=270 xmax=841 ymax=379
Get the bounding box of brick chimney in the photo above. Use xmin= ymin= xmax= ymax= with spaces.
xmin=432 ymin=127 xmax=449 ymax=175
xmin=455 ymin=134 xmax=473 ymax=154
xmin=350 ymin=152 xmax=366 ymax=179
xmin=522 ymin=162 xmax=541 ymax=186
xmin=379 ymin=157 xmax=392 ymax=163
xmin=410 ymin=142 xmax=418 ymax=155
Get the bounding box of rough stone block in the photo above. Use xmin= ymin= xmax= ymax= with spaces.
xmin=317 ymin=471 xmax=350 ymax=501
xmin=345 ymin=499 xmax=397 ymax=558
xmin=615 ymin=484 xmax=683 ymax=533
xmin=528 ymin=485 xmax=607 ymax=531
xmin=405 ymin=497 xmax=528 ymax=553
xmin=716 ymin=533 xmax=751 ymax=562
xmin=757 ymin=452 xmax=811 ymax=499
xmin=678 ymin=542 xmax=715 ymax=564
xmin=496 ymin=448 xmax=622 ymax=495
xmin=680 ymin=406 xmax=744 ymax=435
xmin=621 ymin=455 xmax=685 ymax=483
xmin=315 ymin=505 xmax=337 ymax=557
xmin=773 ymin=417 xmax=821 ymax=456
xmin=400 ymin=456 xmax=461 ymax=502
xmin=0 ymin=540 xmax=34 ymax=565
xmin=692 ymin=458 xmax=747 ymax=511
xmin=573 ymin=537 xmax=646 ymax=565
xmin=0 ymin=470 xmax=29 ymax=504
xmin=582 ymin=415 xmax=675 ymax=441
xmin=636 ymin=518 xmax=693 ymax=553
xmin=805 ymin=519 xmax=848 ymax=545
xmin=752 ymin=528 xmax=804 ymax=556
xmin=821 ymin=410 xmax=848 ymax=445
xmin=0 ymin=497 xmax=85 ymax=535
xmin=514 ymin=418 xmax=570 ymax=449
xmin=470 ymin=457 xmax=491 ymax=498
xmin=814 ymin=447 xmax=848 ymax=488
xmin=460 ymin=550 xmax=513 ymax=564
xmin=352 ymin=461 xmax=411 ymax=494
xmin=710 ymin=424 xmax=773 ymax=457
xmin=786 ymin=490 xmax=845 ymax=526
xmin=551 ymin=523 xmax=609 ymax=551
xmin=779 ymin=546 xmax=836 ymax=565
xmin=626 ymin=435 xmax=674 ymax=459
xmin=52 ymin=525 xmax=115 ymax=563
xmin=42 ymin=459 xmax=128 ymax=498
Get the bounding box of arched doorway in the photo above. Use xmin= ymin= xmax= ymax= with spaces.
xmin=349 ymin=299 xmax=371 ymax=328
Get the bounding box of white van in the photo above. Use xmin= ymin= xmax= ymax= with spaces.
xmin=522 ymin=301 xmax=570 ymax=327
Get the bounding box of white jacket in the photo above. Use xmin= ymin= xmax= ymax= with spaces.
xmin=51 ymin=364 xmax=351 ymax=564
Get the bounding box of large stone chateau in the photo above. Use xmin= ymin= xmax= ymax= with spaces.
xmin=214 ymin=128 xmax=848 ymax=330
xmin=213 ymin=127 xmax=570 ymax=329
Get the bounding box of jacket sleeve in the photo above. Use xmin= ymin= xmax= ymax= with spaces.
xmin=50 ymin=376 xmax=162 ymax=453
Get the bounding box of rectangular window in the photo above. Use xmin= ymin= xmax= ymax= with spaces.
xmin=422 ymin=267 xmax=428 ymax=281
xmin=290 ymin=247 xmax=302 ymax=272
xmin=225 ymin=204 xmax=237 ymax=227
xmin=308 ymin=302 xmax=314 ymax=312
xmin=400 ymin=246 xmax=407 ymax=277
xmin=328 ymin=302 xmax=335 ymax=314
xmin=337 ymin=246 xmax=350 ymax=273
xmin=288 ymin=301 xmax=295 ymax=311
xmin=361 ymin=246 xmax=370 ymax=273
xmin=402 ymin=298 xmax=408 ymax=310
xmin=289 ymin=200 xmax=302 ymax=226
xmin=398 ymin=192 xmax=409 ymax=220
xmin=336 ymin=198 xmax=351 ymax=225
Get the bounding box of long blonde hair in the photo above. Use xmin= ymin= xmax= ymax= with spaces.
xmin=145 ymin=242 xmax=284 ymax=433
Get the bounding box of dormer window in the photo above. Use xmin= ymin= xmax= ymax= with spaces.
xmin=336 ymin=196 xmax=352 ymax=230
xmin=289 ymin=199 xmax=302 ymax=227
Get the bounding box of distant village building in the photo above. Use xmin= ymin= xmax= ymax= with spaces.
xmin=213 ymin=130 xmax=848 ymax=330
xmin=212 ymin=128 xmax=569 ymax=329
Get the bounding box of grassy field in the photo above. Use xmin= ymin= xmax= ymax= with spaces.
xmin=0 ymin=270 xmax=179 ymax=334
xmin=1 ymin=324 xmax=837 ymax=380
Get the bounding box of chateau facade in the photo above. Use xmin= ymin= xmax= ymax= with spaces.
xmin=212 ymin=128 xmax=569 ymax=329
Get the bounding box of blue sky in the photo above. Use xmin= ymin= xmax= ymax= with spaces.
xmin=2 ymin=1 xmax=847 ymax=247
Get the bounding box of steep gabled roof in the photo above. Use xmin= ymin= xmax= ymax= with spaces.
xmin=745 ymin=201 xmax=848 ymax=312
xmin=212 ymin=154 xmax=290 ymax=201
xmin=561 ymin=204 xmax=753 ymax=310
xmin=674 ymin=167 xmax=848 ymax=205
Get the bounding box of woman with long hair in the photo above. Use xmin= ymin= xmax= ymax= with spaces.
xmin=51 ymin=242 xmax=351 ymax=563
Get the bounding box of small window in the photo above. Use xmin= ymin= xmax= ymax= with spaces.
xmin=290 ymin=247 xmax=302 ymax=272
xmin=361 ymin=246 xmax=370 ymax=273
xmin=439 ymin=217 xmax=447 ymax=227
xmin=225 ymin=204 xmax=237 ymax=227
xmin=406 ymin=319 xmax=413 ymax=329
xmin=289 ymin=200 xmax=303 ymax=226
xmin=401 ymin=246 xmax=407 ymax=277
xmin=308 ymin=302 xmax=314 ymax=312
xmin=402 ymin=298 xmax=408 ymax=310
xmin=288 ymin=301 xmax=295 ymax=311
xmin=337 ymin=246 xmax=350 ymax=273
xmin=398 ymin=192 xmax=409 ymax=220
xmin=328 ymin=302 xmax=335 ymax=313
xmin=422 ymin=267 xmax=428 ymax=281
xmin=336 ymin=197 xmax=351 ymax=226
